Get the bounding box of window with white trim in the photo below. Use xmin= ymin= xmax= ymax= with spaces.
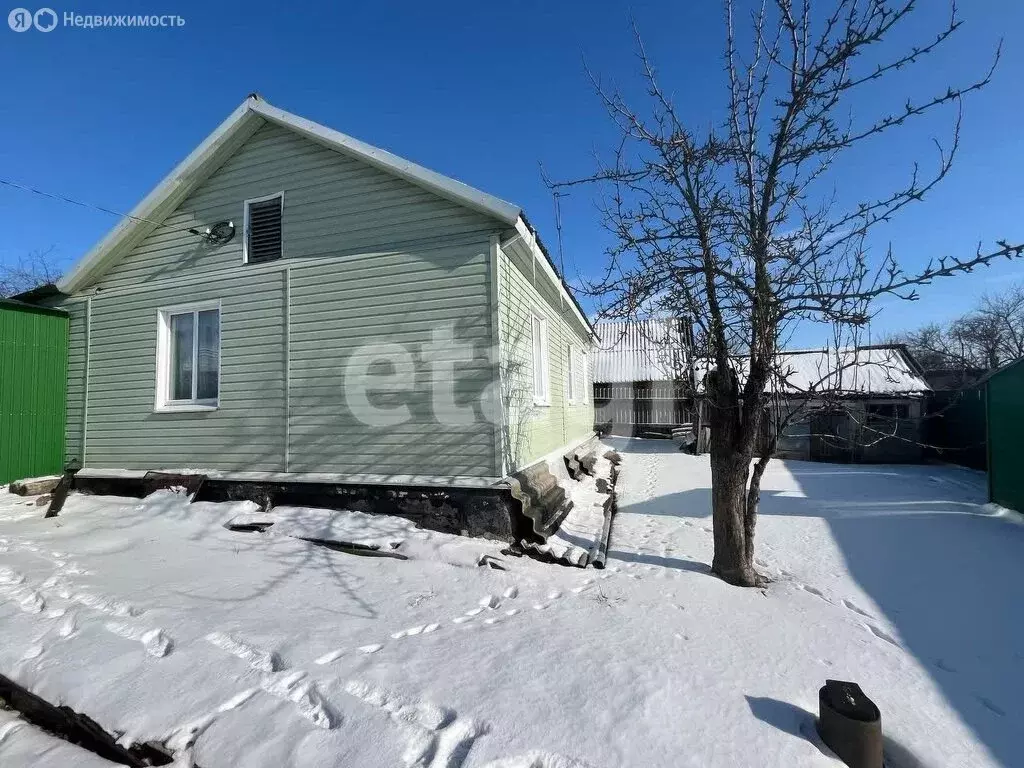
xmin=566 ymin=344 xmax=577 ymax=404
xmin=581 ymin=350 xmax=590 ymax=403
xmin=243 ymin=192 xmax=284 ymax=264
xmin=531 ymin=313 xmax=549 ymax=405
xmin=156 ymin=303 xmax=221 ymax=410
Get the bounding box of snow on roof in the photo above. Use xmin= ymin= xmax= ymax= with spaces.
xmin=592 ymin=320 xmax=928 ymax=395
xmin=694 ymin=345 xmax=931 ymax=395
xmin=592 ymin=318 xmax=690 ymax=384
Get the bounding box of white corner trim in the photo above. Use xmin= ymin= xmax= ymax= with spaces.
xmin=283 ymin=267 xmax=291 ymax=473
xmin=81 ymin=297 xmax=92 ymax=464
xmin=242 ymin=190 xmax=284 ymax=264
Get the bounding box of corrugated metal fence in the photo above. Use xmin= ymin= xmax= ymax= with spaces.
xmin=593 ymin=381 xmax=691 ymax=429
xmin=0 ymin=301 xmax=68 ymax=484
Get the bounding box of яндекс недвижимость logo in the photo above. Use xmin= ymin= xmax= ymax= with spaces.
xmin=8 ymin=7 xmax=56 ymax=31
xmin=8 ymin=8 xmax=184 ymax=30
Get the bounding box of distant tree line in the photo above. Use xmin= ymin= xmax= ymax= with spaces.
xmin=891 ymin=282 xmax=1024 ymax=372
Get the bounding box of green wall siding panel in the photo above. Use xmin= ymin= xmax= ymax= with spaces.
xmin=79 ymin=272 xmax=286 ymax=471
xmin=0 ymin=306 xmax=68 ymax=484
xmin=287 ymin=240 xmax=500 ymax=478
xmin=987 ymin=362 xmax=1024 ymax=512
xmin=497 ymin=240 xmax=594 ymax=472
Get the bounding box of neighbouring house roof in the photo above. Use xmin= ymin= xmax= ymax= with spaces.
xmin=593 ymin=318 xmax=691 ymax=384
xmin=591 ymin=322 xmax=930 ymax=395
xmin=693 ymin=345 xmax=932 ymax=396
xmin=55 ymin=95 xmax=595 ymax=336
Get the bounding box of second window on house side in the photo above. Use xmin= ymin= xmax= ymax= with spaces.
xmin=532 ymin=313 xmax=549 ymax=405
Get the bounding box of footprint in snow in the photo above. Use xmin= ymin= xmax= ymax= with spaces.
xmin=864 ymin=623 xmax=901 ymax=649
xmin=392 ymin=625 xmax=427 ymax=639
xmin=21 ymin=645 xmax=44 ymax=660
xmin=206 ymin=632 xmax=280 ymax=672
xmin=106 ymin=622 xmax=173 ymax=658
xmin=546 ymin=590 xmax=562 ymax=600
xmin=479 ymin=594 xmax=500 ymax=610
xmin=503 ymin=586 xmax=519 ymax=599
xmin=58 ymin=613 xmax=76 ymax=638
xmin=841 ymin=599 xmax=872 ymax=618
xmin=504 ymin=608 xmax=519 ymax=617
xmin=452 ymin=616 xmax=473 ymax=624
xmin=800 ymin=583 xmax=826 ymax=599
xmin=358 ymin=644 xmax=383 ymax=654
xmin=465 ymin=607 xmax=484 ymax=617
xmin=315 ymin=648 xmax=345 ymax=665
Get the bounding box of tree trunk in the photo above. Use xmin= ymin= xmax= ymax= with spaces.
xmin=707 ymin=389 xmax=758 ymax=587
xmin=709 ymin=452 xmax=757 ymax=586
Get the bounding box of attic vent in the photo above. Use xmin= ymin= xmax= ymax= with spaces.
xmin=244 ymin=193 xmax=283 ymax=264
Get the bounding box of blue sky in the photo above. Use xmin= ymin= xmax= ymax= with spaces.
xmin=1 ymin=0 xmax=1021 ymax=345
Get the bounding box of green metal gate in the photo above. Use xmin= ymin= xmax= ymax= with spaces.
xmin=0 ymin=300 xmax=68 ymax=485
xmin=986 ymin=359 xmax=1024 ymax=513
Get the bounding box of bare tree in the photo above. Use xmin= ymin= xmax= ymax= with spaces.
xmin=551 ymin=1 xmax=1023 ymax=586
xmin=894 ymin=281 xmax=1024 ymax=371
xmin=0 ymin=248 xmax=62 ymax=298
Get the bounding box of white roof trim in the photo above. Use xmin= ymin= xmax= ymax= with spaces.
xmin=59 ymin=96 xmax=522 ymax=294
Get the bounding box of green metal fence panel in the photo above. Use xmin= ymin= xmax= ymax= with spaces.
xmin=987 ymin=360 xmax=1024 ymax=513
xmin=925 ymin=388 xmax=987 ymax=470
xmin=0 ymin=302 xmax=68 ymax=485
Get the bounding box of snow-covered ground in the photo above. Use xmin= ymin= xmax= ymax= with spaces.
xmin=0 ymin=439 xmax=1021 ymax=767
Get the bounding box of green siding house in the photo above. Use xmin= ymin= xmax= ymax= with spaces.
xmin=51 ymin=96 xmax=595 ymax=486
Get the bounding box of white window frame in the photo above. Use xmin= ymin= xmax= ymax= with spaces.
xmin=581 ymin=350 xmax=590 ymax=404
xmin=242 ymin=191 xmax=285 ymax=265
xmin=566 ymin=343 xmax=577 ymax=405
xmin=155 ymin=300 xmax=222 ymax=412
xmin=531 ymin=312 xmax=550 ymax=406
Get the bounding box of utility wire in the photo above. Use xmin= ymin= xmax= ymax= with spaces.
xmin=0 ymin=177 xmax=214 ymax=240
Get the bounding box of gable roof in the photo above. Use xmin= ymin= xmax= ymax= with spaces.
xmin=593 ymin=318 xmax=691 ymax=383
xmin=693 ymin=345 xmax=931 ymax=395
xmin=58 ymin=95 xmax=524 ymax=295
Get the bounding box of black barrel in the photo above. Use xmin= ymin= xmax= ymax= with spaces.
xmin=817 ymin=679 xmax=883 ymax=768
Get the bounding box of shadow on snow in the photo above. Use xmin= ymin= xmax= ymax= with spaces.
xmin=611 ymin=438 xmax=1024 ymax=767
